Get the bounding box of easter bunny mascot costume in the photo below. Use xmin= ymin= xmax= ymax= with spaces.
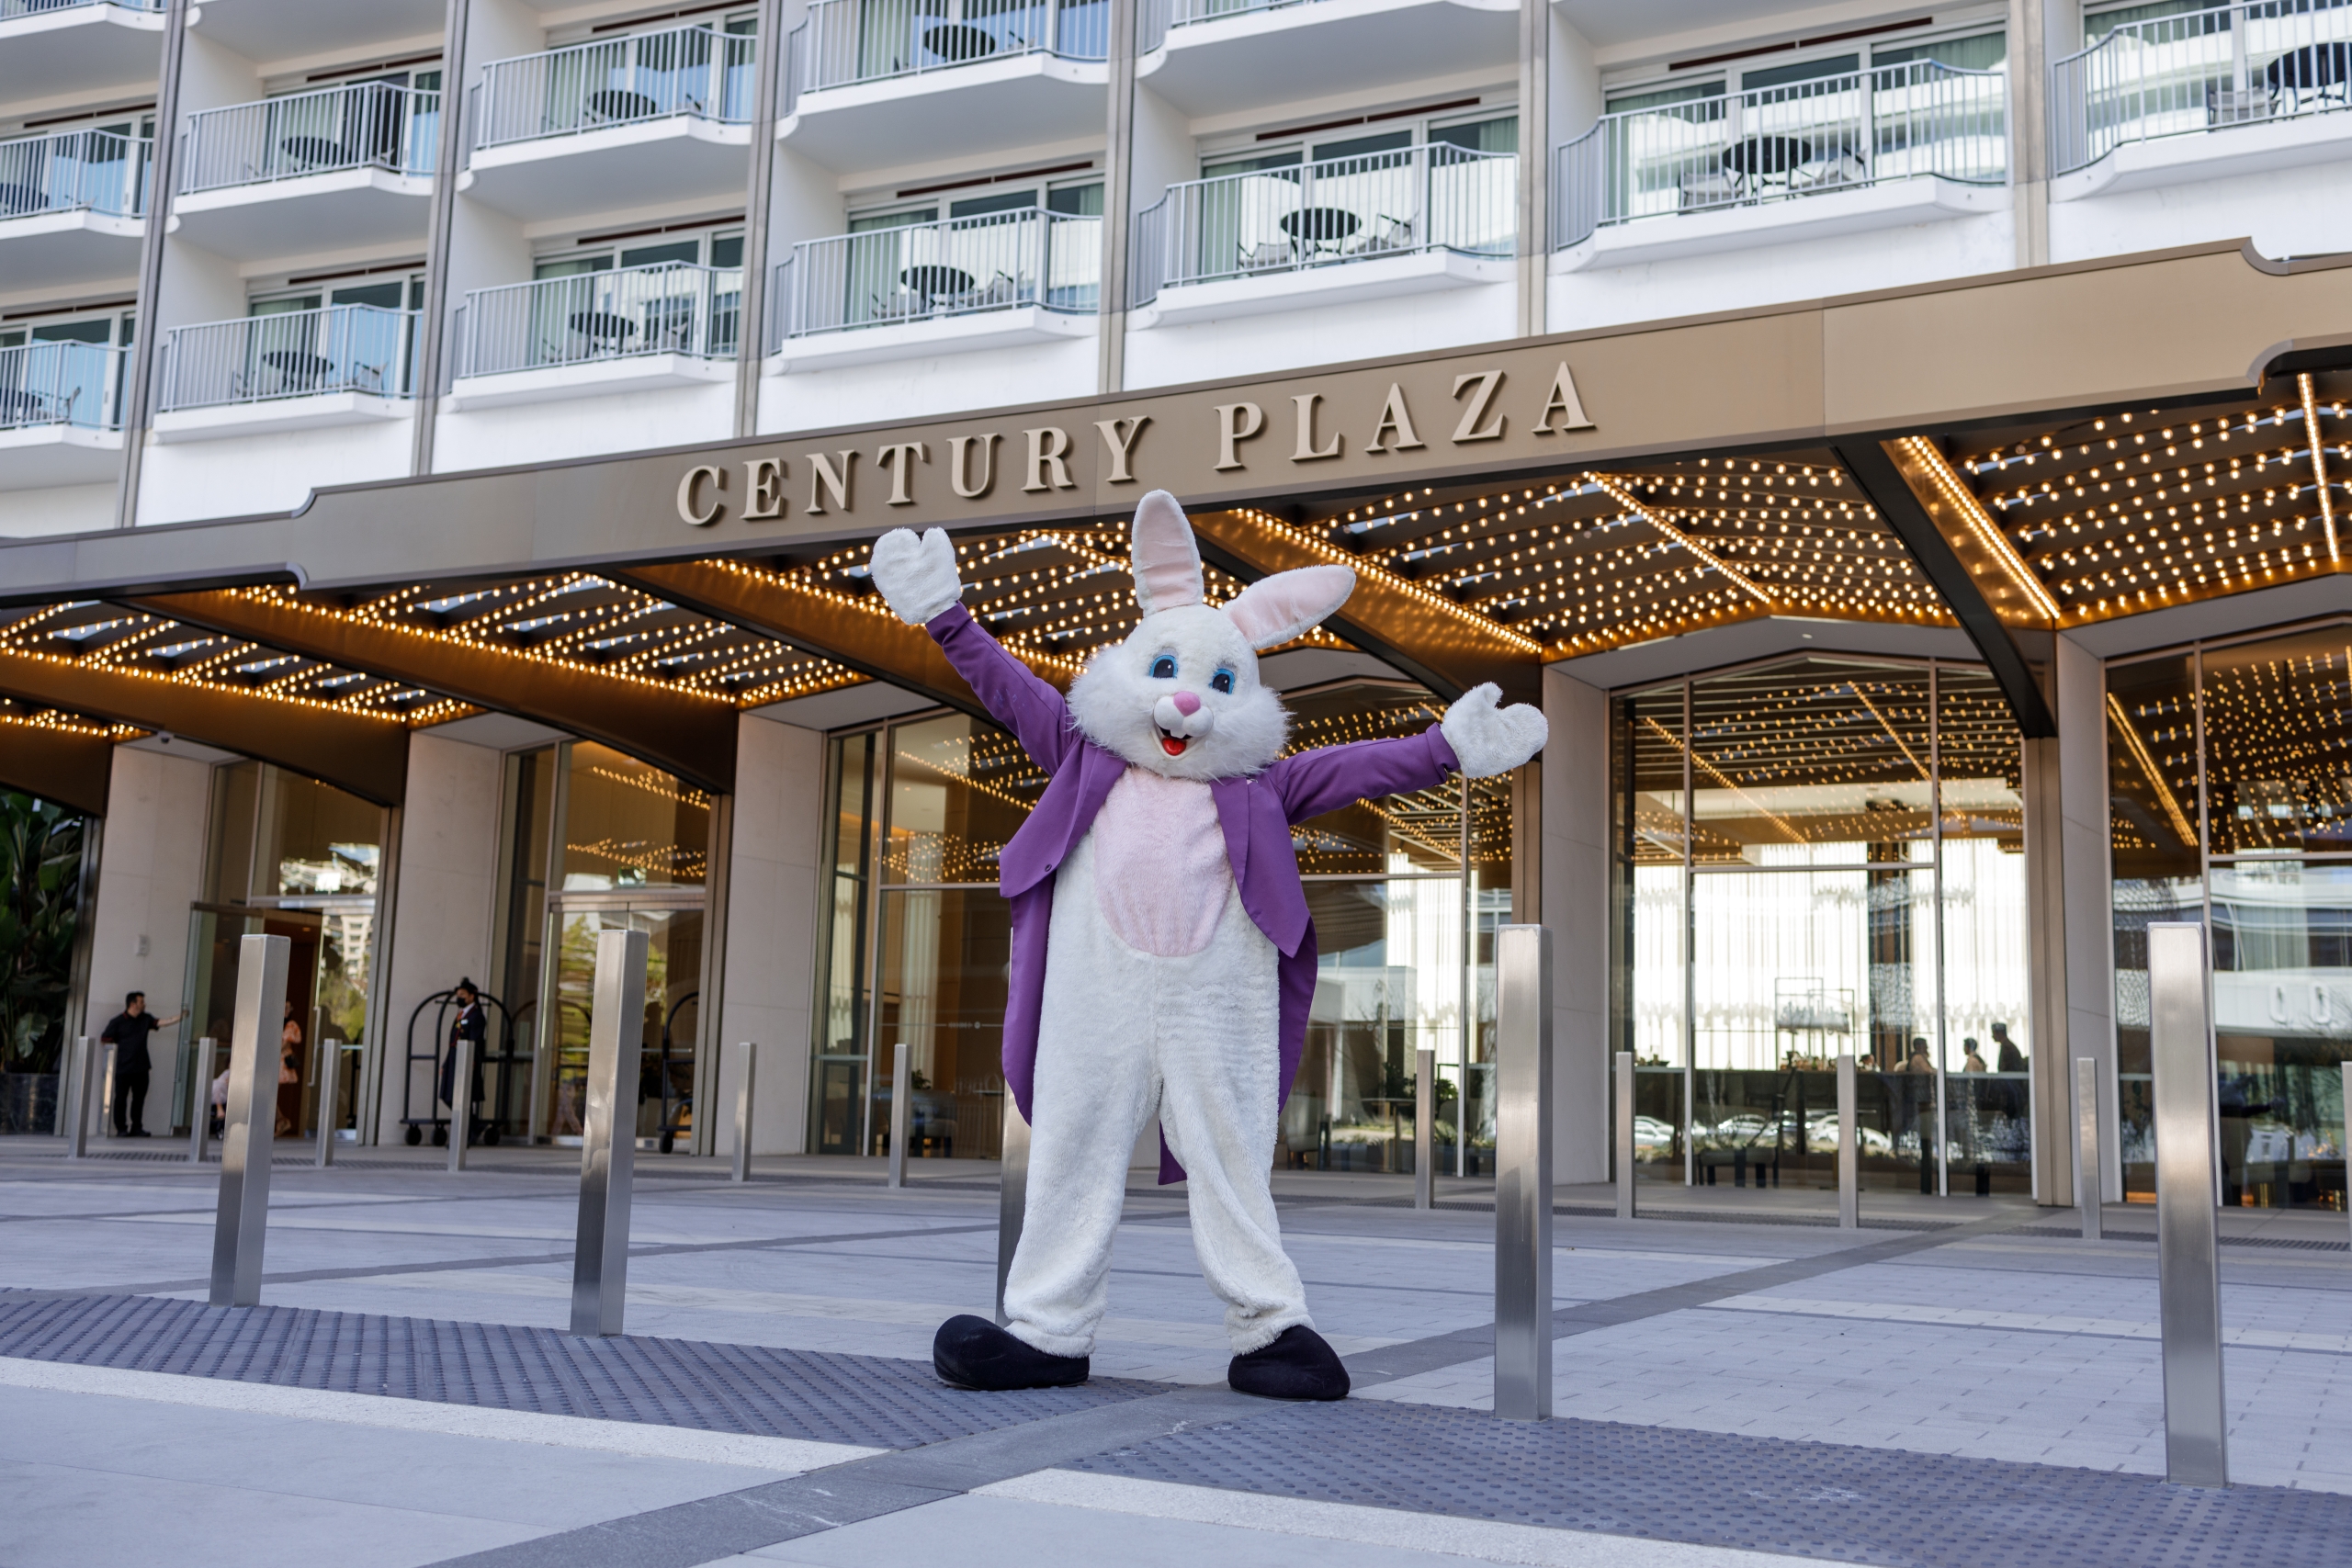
xmin=866 ymin=491 xmax=1547 ymax=1402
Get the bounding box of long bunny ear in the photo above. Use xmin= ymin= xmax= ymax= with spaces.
xmin=1222 ymin=565 xmax=1355 ymax=650
xmin=1129 ymin=490 xmax=1204 ymax=615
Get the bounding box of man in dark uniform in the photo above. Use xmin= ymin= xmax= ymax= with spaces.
xmin=101 ymin=991 xmax=186 ymax=1138
xmin=436 ymin=979 xmax=489 ymax=1145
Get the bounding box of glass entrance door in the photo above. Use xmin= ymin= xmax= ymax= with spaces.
xmin=536 ymin=898 xmax=704 ymax=1150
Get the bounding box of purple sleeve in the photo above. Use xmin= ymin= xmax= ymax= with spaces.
xmin=926 ymin=603 xmax=1080 ymax=773
xmin=1266 ymin=728 xmax=1461 ymax=825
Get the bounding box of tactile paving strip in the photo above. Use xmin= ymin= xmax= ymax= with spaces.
xmin=1070 ymin=1399 xmax=2352 ymax=1568
xmin=0 ymin=1292 xmax=1162 ymax=1450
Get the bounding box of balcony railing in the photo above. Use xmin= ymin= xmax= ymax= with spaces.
xmin=1554 ymin=60 xmax=2005 ymax=249
xmin=778 ymin=209 xmax=1100 ymax=342
xmin=2052 ymin=0 xmax=2352 ymax=175
xmin=183 ymin=83 xmax=438 ymax=194
xmin=787 ymin=0 xmax=1108 ymax=104
xmin=1131 ymin=143 xmax=1513 ymax=306
xmin=1 ymin=0 xmax=165 ymax=17
xmin=458 ymin=262 xmax=740 ymax=379
xmin=0 ymin=341 xmax=124 ymax=431
xmin=160 ymin=306 xmax=418 ymax=412
xmin=0 ymin=128 xmax=149 ymax=219
xmin=475 ymin=25 xmax=757 ymax=150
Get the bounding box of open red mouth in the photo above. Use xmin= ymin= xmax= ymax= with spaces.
xmin=1158 ymin=730 xmax=1188 ymax=757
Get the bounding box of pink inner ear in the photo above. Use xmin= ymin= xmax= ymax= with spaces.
xmin=1131 ymin=490 xmax=1204 ymax=612
xmin=1223 ymin=565 xmax=1355 ymax=649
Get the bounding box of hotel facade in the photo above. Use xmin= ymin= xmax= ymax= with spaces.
xmin=5 ymin=0 xmax=2352 ymax=1211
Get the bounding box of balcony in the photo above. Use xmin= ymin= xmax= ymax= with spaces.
xmin=0 ymin=2 xmax=165 ymax=105
xmin=173 ymin=82 xmax=437 ymax=261
xmin=461 ymin=26 xmax=756 ymax=221
xmin=1136 ymin=0 xmax=1517 ymax=121
xmin=769 ymin=209 xmax=1098 ymax=369
xmin=2053 ymin=1 xmax=2352 ymax=198
xmin=449 ymin=262 xmax=739 ymax=409
xmin=1553 ymin=61 xmax=2006 ymax=271
xmin=782 ymin=0 xmax=1107 ymax=167
xmin=0 ymin=340 xmax=125 ymax=489
xmin=153 ymin=305 xmax=417 ymax=441
xmin=1131 ymin=143 xmax=1512 ymax=325
xmin=0 ymin=128 xmax=149 ymax=291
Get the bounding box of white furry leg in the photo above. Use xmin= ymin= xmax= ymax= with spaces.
xmin=1155 ymin=904 xmax=1309 ymax=1356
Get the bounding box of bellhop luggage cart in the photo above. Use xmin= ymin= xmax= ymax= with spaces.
xmin=400 ymin=987 xmax=523 ymax=1146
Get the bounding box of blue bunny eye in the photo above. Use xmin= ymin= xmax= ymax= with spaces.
xmin=1150 ymin=654 xmax=1177 ymax=679
xmin=1210 ymin=668 xmax=1236 ymax=694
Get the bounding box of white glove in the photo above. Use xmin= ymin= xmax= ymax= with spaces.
xmin=867 ymin=527 xmax=963 ymax=626
xmin=1441 ymin=682 xmax=1548 ymax=778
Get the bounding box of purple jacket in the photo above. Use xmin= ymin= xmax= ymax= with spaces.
xmin=927 ymin=604 xmax=1463 ymax=1182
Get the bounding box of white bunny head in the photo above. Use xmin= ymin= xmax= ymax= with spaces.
xmin=1068 ymin=491 xmax=1355 ymax=781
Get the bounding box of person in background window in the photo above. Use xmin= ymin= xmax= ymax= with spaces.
xmin=101 ymin=991 xmax=185 ymax=1138
xmin=276 ymin=1002 xmax=303 ymax=1137
xmin=1992 ymin=1021 xmax=2024 ymax=1073
xmin=1962 ymin=1038 xmax=1988 ymax=1074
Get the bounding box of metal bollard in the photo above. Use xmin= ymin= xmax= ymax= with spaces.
xmin=2148 ymin=922 xmax=2228 ymax=1487
xmin=210 ymin=936 xmax=290 ymax=1308
xmin=1836 ymin=1055 xmax=1859 ymax=1230
xmin=569 ymin=928 xmax=648 ymax=1337
xmin=315 ymin=1037 xmax=341 ymax=1169
xmin=2343 ymin=1063 xmax=2351 ymax=1251
xmin=65 ymin=1036 xmax=95 ymax=1159
xmin=887 ymin=1041 xmax=911 ymax=1190
xmin=995 ymin=1096 xmax=1030 ymax=1326
xmin=1413 ymin=1046 xmax=1435 ymax=1211
xmin=1615 ymin=1049 xmax=1636 ymax=1221
xmin=2075 ymin=1056 xmax=2102 ymax=1242
xmin=189 ymin=1038 xmax=218 ymax=1165
xmin=447 ymin=1024 xmax=475 ymax=1175
xmin=731 ymin=1039 xmax=757 ymax=1183
xmin=1493 ymin=925 xmax=1554 ymax=1422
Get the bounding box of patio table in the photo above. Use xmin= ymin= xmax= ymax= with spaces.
xmin=2266 ymin=42 xmax=2352 ymax=107
xmin=1722 ymin=136 xmax=1812 ymax=185
xmin=901 ymin=265 xmax=977 ymax=305
xmin=585 ymin=88 xmax=661 ymax=123
xmin=923 ymin=23 xmax=999 ymax=61
xmin=262 ymin=350 xmax=337 ymax=390
xmin=278 ymin=136 xmax=350 ymax=170
xmin=1280 ymin=206 xmax=1360 ymax=254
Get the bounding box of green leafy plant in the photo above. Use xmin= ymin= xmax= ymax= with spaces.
xmin=0 ymin=794 xmax=85 ymax=1077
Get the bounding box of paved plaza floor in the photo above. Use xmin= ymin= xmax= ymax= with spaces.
xmin=3 ymin=1139 xmax=2349 ymax=1566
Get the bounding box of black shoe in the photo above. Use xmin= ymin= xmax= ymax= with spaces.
xmin=129 ymin=1129 xmax=151 ymax=1138
xmin=933 ymin=1314 xmax=1090 ymax=1391
xmin=1227 ymin=1325 xmax=1349 ymax=1402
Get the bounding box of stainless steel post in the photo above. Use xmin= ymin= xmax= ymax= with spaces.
xmin=315 ymin=1037 xmax=341 ymax=1169
xmin=65 ymin=1036 xmax=95 ymax=1158
xmin=731 ymin=1040 xmax=757 ymax=1183
xmin=2343 ymin=1062 xmax=2351 ymax=1250
xmin=1414 ymin=1046 xmax=1435 ymax=1210
xmin=1836 ymin=1054 xmax=1859 ymax=1230
xmin=447 ymin=1024 xmax=475 ymax=1174
xmin=209 ymin=936 xmax=290 ymax=1308
xmin=569 ymin=929 xmax=647 ymax=1337
xmin=1492 ymin=925 xmax=1554 ymax=1422
xmin=887 ymin=1041 xmax=911 ymax=1190
xmin=2075 ymin=1056 xmax=2102 ymax=1241
xmin=1615 ymin=1049 xmax=1636 ymax=1220
xmin=2148 ymin=922 xmax=2228 ymax=1487
xmin=995 ymin=1097 xmax=1029 ymax=1325
xmin=189 ymin=1038 xmax=217 ymax=1165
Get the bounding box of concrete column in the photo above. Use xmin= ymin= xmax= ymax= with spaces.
xmin=374 ymin=733 xmax=503 ymax=1143
xmin=1513 ymin=0 xmax=1550 ymax=338
xmin=81 ymin=743 xmax=213 ymax=1133
xmin=1098 ymin=0 xmax=1139 ymax=393
xmin=2056 ymin=632 xmax=2120 ymax=1201
xmin=409 ymin=0 xmax=474 ymax=475
xmin=2023 ymin=730 xmax=2069 ymax=1205
xmin=713 ymin=712 xmax=827 ymax=1156
xmin=2008 ymin=0 xmax=2081 ymax=269
xmin=1542 ymin=666 xmax=1607 ymax=1182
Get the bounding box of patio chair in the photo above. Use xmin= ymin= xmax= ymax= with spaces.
xmin=1238 ymin=240 xmax=1293 ymax=272
xmin=1351 ymin=214 xmax=1416 ymax=254
xmin=1795 ymin=150 xmax=1866 ymax=189
xmin=2208 ymin=86 xmax=2273 ymax=126
xmin=1678 ymin=169 xmax=1738 ymax=209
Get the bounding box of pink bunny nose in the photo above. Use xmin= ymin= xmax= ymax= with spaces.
xmin=1171 ymin=691 xmax=1202 ymax=716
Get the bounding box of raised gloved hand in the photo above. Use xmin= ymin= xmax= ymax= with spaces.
xmin=867 ymin=527 xmax=964 ymax=626
xmin=1441 ymin=682 xmax=1548 ymax=778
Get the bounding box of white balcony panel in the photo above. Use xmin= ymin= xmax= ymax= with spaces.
xmin=0 ymin=3 xmax=165 ymax=104
xmin=2055 ymin=107 xmax=2352 ymax=199
xmin=180 ymin=0 xmax=446 ymax=68
xmin=169 ymin=170 xmax=431 ymax=261
xmin=448 ymin=353 xmax=734 ymax=410
xmin=153 ymin=390 xmax=412 ymax=442
xmin=459 ymin=118 xmax=751 ymax=222
xmin=0 ymin=209 xmax=143 ymax=292
xmin=769 ymin=303 xmax=1092 ymax=370
xmin=1555 ymin=176 xmax=2006 ymax=272
xmin=779 ymin=53 xmax=1106 ymax=168
xmin=0 ymin=424 xmax=121 ymax=490
xmin=1133 ymin=246 xmax=1506 ymax=326
xmin=1141 ymin=0 xmax=1516 ymax=119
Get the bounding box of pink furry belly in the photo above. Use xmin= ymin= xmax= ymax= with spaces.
xmin=1091 ymin=769 xmax=1231 ymax=957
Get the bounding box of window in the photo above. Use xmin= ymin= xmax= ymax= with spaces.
xmin=1201 ymin=108 xmax=1517 ymax=177
xmin=534 ymin=226 xmax=742 ymax=276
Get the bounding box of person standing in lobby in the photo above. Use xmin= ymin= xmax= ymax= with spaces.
xmin=100 ymin=992 xmax=186 ymax=1139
